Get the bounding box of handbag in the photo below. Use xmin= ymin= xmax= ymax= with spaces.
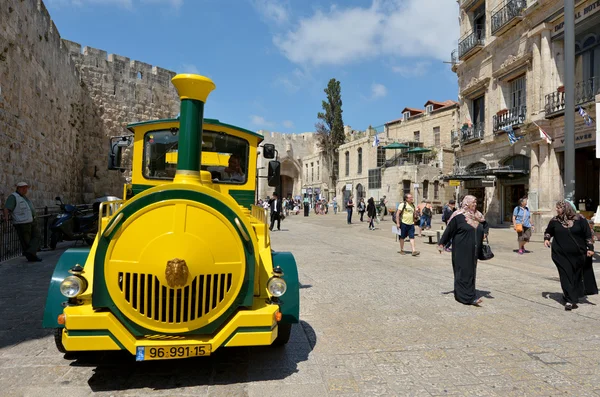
xmin=479 ymin=237 xmax=494 ymax=260
xmin=515 ymin=223 xmax=523 ymax=233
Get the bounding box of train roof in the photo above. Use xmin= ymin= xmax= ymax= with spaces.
xmin=126 ymin=118 xmax=264 ymax=140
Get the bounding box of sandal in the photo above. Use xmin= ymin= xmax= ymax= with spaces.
xmin=399 ymin=251 xmax=406 ymax=255
xmin=411 ymin=251 xmax=420 ymax=256
xmin=472 ymin=298 xmax=482 ymax=305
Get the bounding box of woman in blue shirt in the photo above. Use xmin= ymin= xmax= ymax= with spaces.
xmin=513 ymin=198 xmax=534 ymax=255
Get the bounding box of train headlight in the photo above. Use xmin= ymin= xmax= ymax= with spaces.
xmin=60 ymin=276 xmax=87 ymax=298
xmin=267 ymin=277 xmax=287 ymax=297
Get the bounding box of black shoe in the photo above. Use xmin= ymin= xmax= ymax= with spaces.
xmin=27 ymin=255 xmax=42 ymax=262
xmin=565 ymin=303 xmax=578 ymax=311
xmin=277 ymin=228 xmax=281 ymax=231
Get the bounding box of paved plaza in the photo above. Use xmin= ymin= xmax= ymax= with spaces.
xmin=1 ymin=213 xmax=600 ymax=396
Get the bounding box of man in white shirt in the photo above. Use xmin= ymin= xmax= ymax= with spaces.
xmin=221 ymin=155 xmax=246 ymax=182
xmin=2 ymin=182 xmax=42 ymax=262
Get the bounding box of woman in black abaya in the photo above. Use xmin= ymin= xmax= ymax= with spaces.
xmin=544 ymin=201 xmax=595 ymax=310
xmin=438 ymin=195 xmax=489 ymax=306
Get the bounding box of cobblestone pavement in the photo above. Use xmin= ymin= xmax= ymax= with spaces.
xmin=1 ymin=214 xmax=599 ymax=396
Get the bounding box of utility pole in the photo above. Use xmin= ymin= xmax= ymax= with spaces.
xmin=564 ymin=0 xmax=576 ymax=202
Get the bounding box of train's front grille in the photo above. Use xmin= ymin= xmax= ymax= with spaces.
xmin=117 ymin=272 xmax=233 ymax=324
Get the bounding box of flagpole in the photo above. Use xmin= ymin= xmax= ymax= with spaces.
xmin=564 ymin=0 xmax=576 ymax=202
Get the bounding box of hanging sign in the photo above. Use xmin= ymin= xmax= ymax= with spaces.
xmin=449 ymin=180 xmax=461 ymax=187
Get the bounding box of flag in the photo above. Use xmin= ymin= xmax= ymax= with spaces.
xmin=533 ymin=121 xmax=552 ymax=144
xmin=372 ymin=132 xmax=380 ymax=147
xmin=578 ymin=106 xmax=594 ymax=126
xmin=502 ymin=125 xmax=522 ymax=146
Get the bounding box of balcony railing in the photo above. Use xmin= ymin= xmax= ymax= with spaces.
xmin=545 ymin=77 xmax=600 ymax=117
xmin=458 ymin=26 xmax=485 ymax=60
xmin=493 ymin=105 xmax=526 ymax=131
xmin=458 ymin=123 xmax=485 ymax=143
xmin=491 ymin=0 xmax=527 ymax=35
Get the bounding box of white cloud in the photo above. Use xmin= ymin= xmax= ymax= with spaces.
xmin=282 ymin=120 xmax=294 ymax=128
xmin=370 ymin=83 xmax=387 ymax=100
xmin=179 ymin=63 xmax=200 ymax=74
xmin=391 ymin=61 xmax=431 ymax=78
xmin=250 ymin=115 xmax=277 ymax=128
xmin=251 ymin=0 xmax=289 ymax=25
xmin=272 ymin=0 xmax=458 ymax=66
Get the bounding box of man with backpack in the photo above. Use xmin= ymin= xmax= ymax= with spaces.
xmin=395 ymin=194 xmax=420 ymax=256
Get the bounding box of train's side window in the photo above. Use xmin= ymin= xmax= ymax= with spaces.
xmin=143 ymin=129 xmax=179 ymax=180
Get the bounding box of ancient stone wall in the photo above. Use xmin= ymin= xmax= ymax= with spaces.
xmin=64 ymin=42 xmax=179 ymax=202
xmin=0 ymin=0 xmax=180 ymax=209
xmin=0 ymin=0 xmax=92 ymax=208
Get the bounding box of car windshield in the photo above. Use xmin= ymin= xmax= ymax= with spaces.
xmin=143 ymin=129 xmax=249 ymax=184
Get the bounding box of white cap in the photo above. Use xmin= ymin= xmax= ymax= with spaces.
xmin=16 ymin=182 xmax=28 ymax=187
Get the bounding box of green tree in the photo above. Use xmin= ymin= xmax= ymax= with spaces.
xmin=315 ymin=78 xmax=345 ymax=199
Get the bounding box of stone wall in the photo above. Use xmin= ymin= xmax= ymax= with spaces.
xmin=0 ymin=0 xmax=180 ymax=208
xmin=0 ymin=0 xmax=92 ymax=208
xmin=64 ymin=41 xmax=179 ymax=202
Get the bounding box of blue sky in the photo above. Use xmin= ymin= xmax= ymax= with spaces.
xmin=46 ymin=0 xmax=459 ymax=133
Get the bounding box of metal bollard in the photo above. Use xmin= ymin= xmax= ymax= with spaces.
xmin=43 ymin=206 xmax=49 ymax=249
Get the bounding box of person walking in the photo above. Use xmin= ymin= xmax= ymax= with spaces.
xmin=438 ymin=195 xmax=488 ymax=306
xmin=358 ymin=198 xmax=366 ymax=222
xmin=420 ymin=200 xmax=433 ymax=230
xmin=379 ymin=196 xmax=388 ymax=221
xmin=268 ymin=192 xmax=282 ymax=231
xmin=346 ymin=196 xmax=354 ymax=224
xmin=2 ymin=182 xmax=42 ymax=262
xmin=513 ymin=198 xmax=534 ymax=255
xmin=396 ymin=194 xmax=420 ymax=256
xmin=332 ymin=196 xmax=338 ymax=215
xmin=367 ymin=197 xmax=377 ymax=230
xmin=303 ymin=194 xmax=309 ymax=217
xmin=544 ymin=200 xmax=595 ymax=310
xmin=442 ymin=199 xmax=456 ymax=252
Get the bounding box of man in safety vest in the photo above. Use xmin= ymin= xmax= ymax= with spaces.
xmin=3 ymin=182 xmax=42 ymax=262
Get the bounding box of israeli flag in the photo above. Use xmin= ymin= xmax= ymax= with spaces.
xmin=503 ymin=125 xmax=522 ymax=146
xmin=372 ymin=133 xmax=380 ymax=147
xmin=578 ymin=106 xmax=594 ymax=126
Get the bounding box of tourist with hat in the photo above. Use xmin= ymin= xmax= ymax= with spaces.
xmin=2 ymin=182 xmax=42 ymax=262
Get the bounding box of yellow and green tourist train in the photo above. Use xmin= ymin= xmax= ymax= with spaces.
xmin=42 ymin=74 xmax=299 ymax=361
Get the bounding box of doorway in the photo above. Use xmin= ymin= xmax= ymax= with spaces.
xmin=503 ymin=184 xmax=527 ymax=222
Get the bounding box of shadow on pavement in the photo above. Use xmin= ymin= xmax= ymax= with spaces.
xmin=542 ymin=291 xmax=596 ymax=306
xmin=68 ymin=321 xmax=316 ymax=392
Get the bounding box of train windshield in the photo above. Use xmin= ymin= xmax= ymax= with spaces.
xmin=143 ymin=129 xmax=249 ymax=184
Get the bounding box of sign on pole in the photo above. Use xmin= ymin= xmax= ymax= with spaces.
xmin=449 ymin=180 xmax=461 ymax=187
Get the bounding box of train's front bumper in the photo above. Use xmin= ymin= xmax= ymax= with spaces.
xmin=61 ymin=299 xmax=279 ymax=360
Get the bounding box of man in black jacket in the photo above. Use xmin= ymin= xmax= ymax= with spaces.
xmin=442 ymin=199 xmax=456 ymax=251
xmin=269 ymin=192 xmax=283 ymax=231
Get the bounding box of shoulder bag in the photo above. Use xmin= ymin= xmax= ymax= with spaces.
xmin=479 ymin=236 xmax=494 ymax=260
xmin=514 ymin=207 xmax=524 ymax=233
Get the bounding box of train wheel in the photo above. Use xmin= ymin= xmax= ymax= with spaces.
xmin=272 ymin=322 xmax=292 ymax=346
xmin=54 ymin=328 xmax=67 ymax=353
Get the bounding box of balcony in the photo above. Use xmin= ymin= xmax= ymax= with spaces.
xmin=493 ymin=106 xmax=526 ymax=132
xmin=491 ymin=0 xmax=527 ymax=35
xmin=458 ymin=123 xmax=485 ymax=144
xmin=458 ymin=26 xmax=485 ymax=60
xmin=545 ymin=77 xmax=600 ymax=117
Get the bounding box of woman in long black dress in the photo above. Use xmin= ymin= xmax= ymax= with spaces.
xmin=544 ymin=200 xmax=595 ymax=310
xmin=366 ymin=197 xmax=377 ymax=230
xmin=438 ymin=195 xmax=489 ymax=306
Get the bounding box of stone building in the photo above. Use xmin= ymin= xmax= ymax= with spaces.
xmin=337 ymin=101 xmax=458 ymax=211
xmin=450 ymin=0 xmax=600 ymax=228
xmin=0 ymin=0 xmax=179 ymax=208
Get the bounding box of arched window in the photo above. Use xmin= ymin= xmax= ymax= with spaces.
xmin=434 ymin=181 xmax=439 ymax=200
xmin=423 ymin=180 xmax=429 ymax=199
xmin=466 ymin=162 xmax=487 ymax=174
xmin=502 ymin=155 xmax=530 ymax=172
xmin=357 ymin=148 xmax=363 ymax=174
xmin=356 ymin=183 xmax=364 ymax=201
xmin=345 ymin=151 xmax=350 ymax=176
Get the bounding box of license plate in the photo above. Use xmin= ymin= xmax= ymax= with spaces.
xmin=136 ymin=344 xmax=211 ymax=361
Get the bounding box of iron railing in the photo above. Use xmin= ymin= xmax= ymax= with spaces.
xmin=458 ymin=123 xmax=485 ymax=143
xmin=491 ymin=0 xmax=527 ymax=34
xmin=451 ymin=49 xmax=458 ymax=66
xmin=493 ymin=105 xmax=526 ymax=131
xmin=545 ymin=77 xmax=600 ymax=117
xmin=458 ymin=26 xmax=485 ymax=59
xmin=0 ymin=207 xmax=61 ymax=262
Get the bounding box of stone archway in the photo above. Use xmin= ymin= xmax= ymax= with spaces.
xmin=280 ymin=158 xmax=302 ymax=198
